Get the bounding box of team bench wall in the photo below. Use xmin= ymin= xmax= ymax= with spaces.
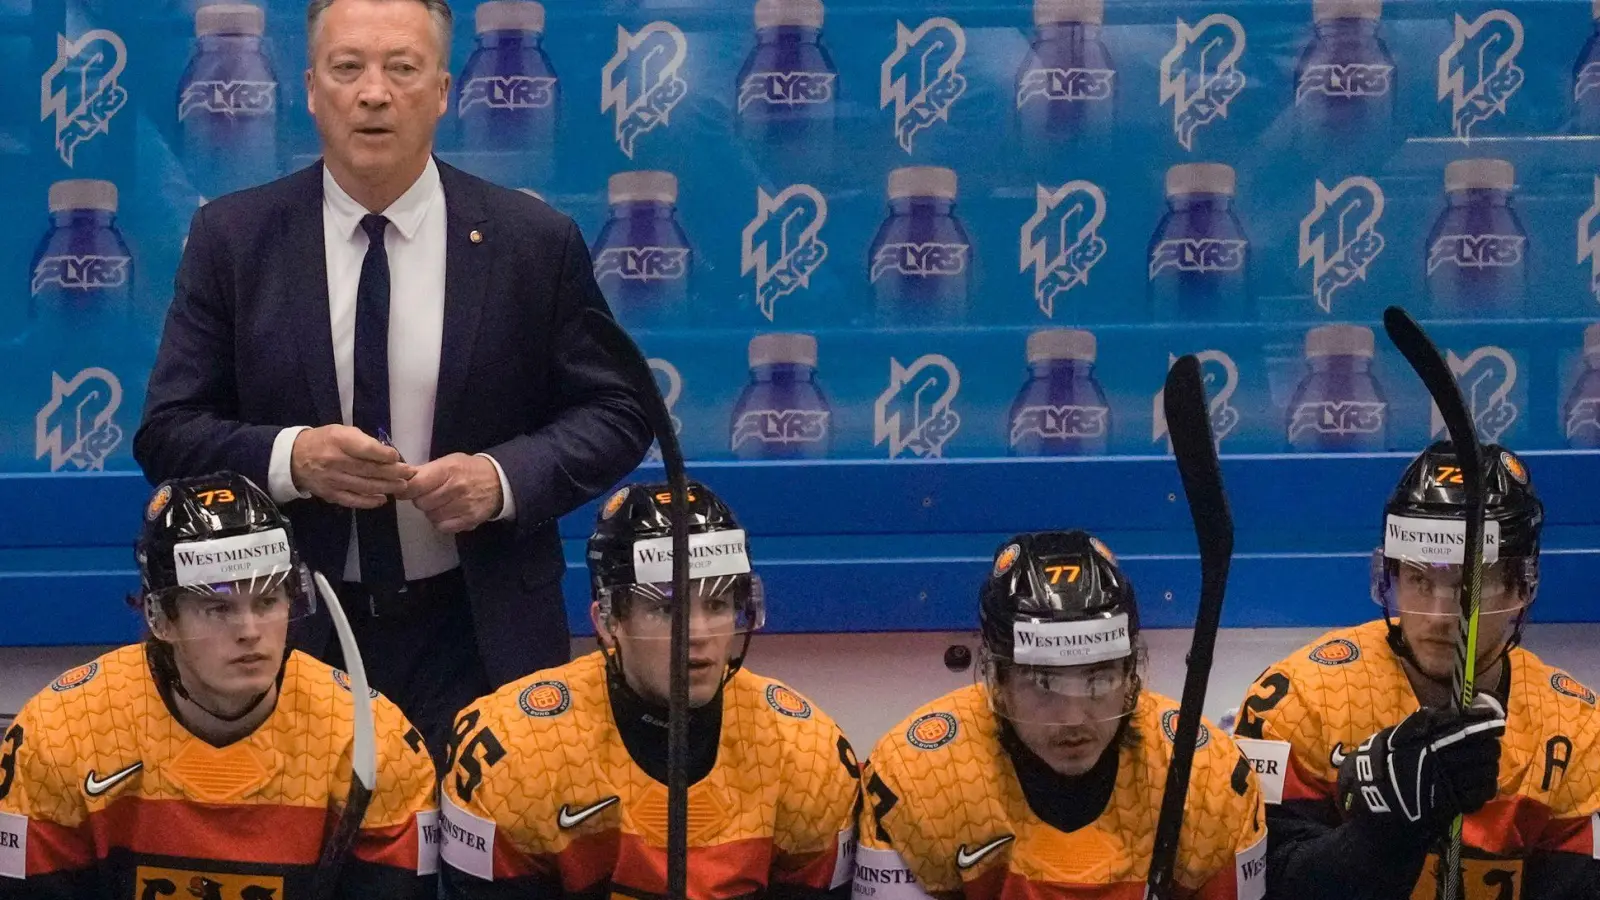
xmin=1 ymin=452 xmax=1597 ymax=647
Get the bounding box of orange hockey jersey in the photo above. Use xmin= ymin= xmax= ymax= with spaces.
xmin=0 ymin=645 xmax=439 ymax=899
xmin=855 ymin=684 xmax=1267 ymax=900
xmin=438 ymin=651 xmax=860 ymax=899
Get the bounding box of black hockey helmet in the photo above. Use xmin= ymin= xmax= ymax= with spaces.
xmin=978 ymin=530 xmax=1143 ymax=724
xmin=1380 ymin=440 xmax=1543 ymax=561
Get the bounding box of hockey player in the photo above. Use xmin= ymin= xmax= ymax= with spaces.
xmin=1233 ymin=442 xmax=1600 ymax=899
xmin=0 ymin=473 xmax=440 ymax=899
xmin=439 ymin=480 xmax=860 ymax=899
xmin=855 ymin=530 xmax=1267 ymax=900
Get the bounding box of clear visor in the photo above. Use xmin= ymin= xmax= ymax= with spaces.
xmin=1369 ymin=548 xmax=1535 ymax=618
xmin=146 ymin=565 xmax=314 ymax=645
xmin=598 ymin=574 xmax=766 ymax=640
xmin=981 ymin=644 xmax=1144 ymax=725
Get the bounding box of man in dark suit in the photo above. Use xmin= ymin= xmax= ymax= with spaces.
xmin=134 ymin=0 xmax=651 ymax=762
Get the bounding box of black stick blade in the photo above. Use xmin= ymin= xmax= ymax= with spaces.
xmin=584 ymin=308 xmax=682 ymax=466
xmin=1162 ymin=354 xmax=1234 ymax=565
xmin=1380 ymin=307 xmax=1483 ymax=489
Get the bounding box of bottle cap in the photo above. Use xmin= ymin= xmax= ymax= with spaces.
xmin=1313 ymin=0 xmax=1381 ymax=22
xmin=888 ymin=166 xmax=957 ymax=200
xmin=49 ymin=179 xmax=118 ymax=214
xmin=1305 ymin=324 xmax=1375 ymax=358
xmin=1034 ymin=0 xmax=1103 ymax=25
xmin=755 ymin=0 xmax=824 ymax=29
xmin=1027 ymin=328 xmax=1097 ymax=363
xmin=477 ymin=1 xmax=544 ymax=35
xmin=1444 ymin=158 xmax=1515 ymax=193
xmin=608 ymin=171 xmax=677 ymax=205
xmin=1585 ymin=323 xmax=1600 ymax=360
xmin=1166 ymin=163 xmax=1236 ymax=198
xmin=750 ymin=333 xmax=818 ymax=368
xmin=196 ymin=3 xmax=265 ymax=37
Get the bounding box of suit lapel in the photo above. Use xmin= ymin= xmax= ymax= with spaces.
xmin=434 ymin=159 xmax=491 ymax=448
xmin=288 ymin=162 xmax=342 ymax=426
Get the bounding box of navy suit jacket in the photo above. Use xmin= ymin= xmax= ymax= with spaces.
xmin=133 ymin=159 xmax=651 ymax=684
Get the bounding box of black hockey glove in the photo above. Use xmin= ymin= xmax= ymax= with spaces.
xmin=1336 ymin=694 xmax=1505 ymax=846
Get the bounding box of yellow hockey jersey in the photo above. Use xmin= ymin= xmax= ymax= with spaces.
xmin=1233 ymin=619 xmax=1600 ymax=900
xmin=856 ymin=684 xmax=1267 ymax=900
xmin=438 ymin=651 xmax=859 ymax=898
xmin=0 ymin=644 xmax=440 ymax=899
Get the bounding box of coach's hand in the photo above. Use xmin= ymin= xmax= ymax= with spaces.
xmin=399 ymin=453 xmax=504 ymax=534
xmin=290 ymin=425 xmax=414 ymax=509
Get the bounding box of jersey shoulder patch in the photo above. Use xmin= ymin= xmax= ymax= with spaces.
xmin=765 ymin=683 xmax=813 ymax=719
xmin=49 ymin=661 xmax=100 ymax=693
xmin=905 ymin=711 xmax=959 ymax=751
xmin=1549 ymin=671 xmax=1597 ymax=707
xmin=517 ymin=679 xmax=572 ymax=718
xmin=1308 ymin=637 xmax=1361 ymax=667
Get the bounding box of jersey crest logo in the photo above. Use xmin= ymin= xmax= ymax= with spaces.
xmin=906 ymin=711 xmax=958 ymax=750
xmin=332 ymin=668 xmax=379 ymax=699
xmin=1021 ymin=180 xmax=1108 ymax=318
xmin=881 ymin=17 xmax=968 ymax=153
xmin=50 ymin=661 xmax=99 ymax=692
xmin=1428 ymin=346 xmax=1519 ymax=443
xmin=1300 ymin=176 xmax=1385 ymax=314
xmin=955 ymin=834 xmax=1014 ymax=870
xmin=874 ymin=354 xmax=962 ymax=459
xmin=1153 ymin=350 xmax=1240 ymax=450
xmin=135 ymin=867 xmax=283 ymax=900
xmin=992 ymin=543 xmax=1021 ymax=577
xmin=766 ymin=684 xmax=813 ymax=719
xmin=601 ymin=21 xmax=688 ymax=158
xmin=1438 ymin=10 xmax=1523 ymax=140
xmin=1160 ymin=709 xmax=1211 ymax=748
xmin=519 ymin=680 xmax=572 ymax=718
xmin=146 ymin=484 xmax=172 ymax=521
xmin=1550 ymin=672 xmax=1596 ymax=705
xmin=1159 ymin=14 xmax=1246 ymax=151
xmin=41 ymin=29 xmax=129 ymax=166
xmin=742 ymin=183 xmax=829 ymax=321
xmin=1309 ymin=638 xmax=1360 ymax=666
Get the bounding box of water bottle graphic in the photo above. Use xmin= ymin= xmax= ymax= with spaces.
xmin=591 ymin=171 xmax=692 ymax=328
xmin=1425 ymin=159 xmax=1528 ymax=317
xmin=1148 ymin=163 xmax=1251 ymax=323
xmin=14 ymin=180 xmax=138 ymax=471
xmin=457 ymin=1 xmax=557 ymax=184
xmin=1574 ymin=0 xmax=1600 ymax=132
xmin=737 ymin=0 xmax=837 ymax=144
xmin=868 ymin=167 xmax=972 ymax=325
xmin=1008 ymin=328 xmax=1110 ymax=456
xmin=1293 ymin=0 xmax=1395 ymax=139
xmin=1563 ymin=323 xmax=1600 ymax=449
xmin=1286 ymin=324 xmax=1388 ymax=452
xmin=729 ymin=333 xmax=831 ymax=460
xmin=1016 ymin=0 xmax=1115 ymax=144
xmin=177 ymin=3 xmax=278 ymax=197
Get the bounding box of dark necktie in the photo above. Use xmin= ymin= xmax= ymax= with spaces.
xmin=353 ymin=214 xmax=405 ymax=591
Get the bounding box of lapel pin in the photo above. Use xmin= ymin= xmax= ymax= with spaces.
xmin=469 ymin=229 xmax=483 ymax=244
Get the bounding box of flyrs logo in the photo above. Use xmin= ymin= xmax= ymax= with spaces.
xmin=1299 ymin=176 xmax=1385 ymax=314
xmin=875 ymin=354 xmax=961 ymax=458
xmin=1575 ymin=175 xmax=1600 ymax=305
xmin=37 ymin=367 xmax=123 ymax=471
xmin=1438 ymin=10 xmax=1523 ymax=140
xmin=881 ymin=18 xmax=968 ymax=153
xmin=742 ymin=184 xmax=829 ymax=321
xmin=601 ymin=22 xmax=688 ymax=158
xmin=1016 ymin=63 xmax=1113 ymax=108
xmin=1020 ymin=181 xmax=1108 ymax=318
xmin=41 ymin=30 xmax=128 ymax=166
xmin=1429 ymin=346 xmax=1519 ymax=442
xmin=461 ymin=74 xmax=556 ymax=114
xmin=1159 ymin=14 xmax=1246 ymax=151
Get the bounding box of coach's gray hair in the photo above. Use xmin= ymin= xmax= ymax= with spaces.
xmin=306 ymin=0 xmax=454 ymax=67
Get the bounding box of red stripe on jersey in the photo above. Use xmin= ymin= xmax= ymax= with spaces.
xmin=1536 ymin=814 xmax=1595 ymax=857
xmin=24 ymin=819 xmax=94 ymax=875
xmin=771 ymin=843 xmax=838 ymax=889
xmin=550 ymin=829 xmax=621 ymax=890
xmin=604 ymin=832 xmax=777 ymax=898
xmin=1194 ymin=862 xmax=1238 ymax=900
xmin=1280 ymin=752 xmax=1334 ymax=804
xmin=1462 ymin=795 xmax=1553 ymax=856
xmin=981 ymin=869 xmax=1149 ymax=900
xmin=88 ymin=797 xmax=325 ymax=862
xmin=353 ymin=814 xmax=424 ymax=871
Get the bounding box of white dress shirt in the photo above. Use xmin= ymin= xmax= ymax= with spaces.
xmin=266 ymin=158 xmax=515 ymax=583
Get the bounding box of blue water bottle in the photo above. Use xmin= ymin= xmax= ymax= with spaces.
xmin=869 ymin=166 xmax=972 ymax=325
xmin=729 ymin=333 xmax=832 ymax=460
xmin=178 ymin=3 xmax=279 ymax=197
xmin=591 ymin=171 xmax=692 ymax=329
xmin=1293 ymin=0 xmax=1395 ymax=138
xmin=1016 ymin=0 xmax=1115 ymax=144
xmin=1564 ymin=323 xmax=1600 ymax=449
xmin=1286 ymin=324 xmax=1388 ymax=452
xmin=456 ymin=1 xmax=557 ymax=185
xmin=1574 ymin=0 xmax=1600 ymax=132
xmin=1008 ymin=328 xmax=1110 ymax=456
xmin=1425 ymin=158 xmax=1527 ymax=317
xmin=1148 ymin=163 xmax=1251 ymax=323
xmin=13 ymin=179 xmax=139 ymax=472
xmin=737 ymin=0 xmax=836 ymax=145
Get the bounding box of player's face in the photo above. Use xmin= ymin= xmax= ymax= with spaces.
xmin=998 ymin=661 xmax=1130 ymax=777
xmin=166 ymin=583 xmax=291 ymax=704
xmin=306 ymin=0 xmax=449 ymax=191
xmin=600 ymin=581 xmax=748 ymax=708
xmin=1394 ymin=561 xmax=1527 ymax=680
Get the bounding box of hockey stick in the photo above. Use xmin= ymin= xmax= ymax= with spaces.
xmin=585 ymin=308 xmax=693 ymax=900
xmin=310 ymin=571 xmax=377 ymax=900
xmin=1381 ymin=306 xmax=1486 ymax=900
xmin=1146 ymin=355 xmax=1235 ymax=900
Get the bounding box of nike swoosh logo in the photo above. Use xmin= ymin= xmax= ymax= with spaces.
xmin=84 ymin=761 xmax=142 ymax=798
xmin=557 ymin=795 xmax=619 ymax=829
xmin=955 ymin=834 xmax=1014 ymax=870
xmin=1330 ymin=743 xmax=1347 ymax=768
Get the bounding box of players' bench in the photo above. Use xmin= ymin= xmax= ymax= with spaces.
xmin=2 ymin=451 xmax=1597 ymax=646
